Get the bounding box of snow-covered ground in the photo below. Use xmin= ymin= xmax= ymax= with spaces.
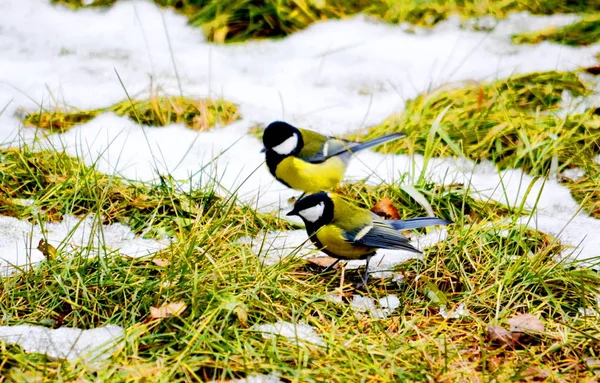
xmin=0 ymin=324 xmax=124 ymax=362
xmin=0 ymin=214 xmax=169 ymax=275
xmin=1 ymin=0 xmax=600 ymax=365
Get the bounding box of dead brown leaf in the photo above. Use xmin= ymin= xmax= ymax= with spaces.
xmin=371 ymin=198 xmax=401 ymax=220
xmin=45 ymin=174 xmax=68 ymax=184
xmin=487 ymin=325 xmax=521 ymax=348
xmin=307 ymin=256 xmax=339 ymax=269
xmin=150 ymin=301 xmax=187 ymax=319
xmin=476 ymin=85 xmax=485 ymax=108
xmin=520 ymin=366 xmax=550 ymax=380
xmin=508 ymin=313 xmax=545 ymax=333
xmin=152 ymin=258 xmax=170 ymax=267
xmin=233 ymin=304 xmax=248 ymax=328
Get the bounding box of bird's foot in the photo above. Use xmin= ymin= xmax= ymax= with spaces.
xmin=320 ymin=258 xmax=342 ymax=274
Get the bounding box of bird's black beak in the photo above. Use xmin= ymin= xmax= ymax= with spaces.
xmin=286 ymin=209 xmax=298 ymax=217
xmin=260 ymin=147 xmax=267 ymax=153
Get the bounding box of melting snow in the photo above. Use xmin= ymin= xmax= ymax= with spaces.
xmin=208 ymin=374 xmax=282 ymax=383
xmin=439 ymin=303 xmax=470 ymax=319
xmin=0 ymin=324 xmax=124 ymax=362
xmin=351 ymin=294 xmax=402 ymax=319
xmin=254 ymin=320 xmax=325 ymax=347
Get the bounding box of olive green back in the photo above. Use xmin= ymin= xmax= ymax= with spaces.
xmin=330 ymin=194 xmax=374 ymax=231
xmin=297 ymin=128 xmax=329 ymax=159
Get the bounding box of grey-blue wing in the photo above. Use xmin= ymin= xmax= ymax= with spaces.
xmin=302 ymin=137 xmax=357 ymax=164
xmin=304 ymin=133 xmax=405 ymax=164
xmin=343 ymin=220 xmax=421 ymax=253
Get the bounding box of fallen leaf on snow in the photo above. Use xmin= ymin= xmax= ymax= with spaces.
xmin=371 ymin=198 xmax=401 ymax=220
xmin=507 ymin=313 xmax=545 ymax=333
xmin=150 ymin=302 xmax=187 ymax=319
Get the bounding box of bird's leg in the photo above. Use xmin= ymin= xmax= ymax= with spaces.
xmin=357 ymin=255 xmax=372 ymax=288
xmin=321 ymin=258 xmax=342 ymax=274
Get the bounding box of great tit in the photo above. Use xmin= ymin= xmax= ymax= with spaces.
xmin=261 ymin=121 xmax=405 ymax=194
xmin=287 ymin=192 xmax=451 ymax=286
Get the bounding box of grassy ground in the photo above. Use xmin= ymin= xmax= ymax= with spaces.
xmin=1 ymin=144 xmax=599 ymax=382
xmin=1 ymin=2 xmax=599 ymax=381
xmin=513 ymin=14 xmax=600 ymax=46
xmin=51 ymin=0 xmax=600 ymax=43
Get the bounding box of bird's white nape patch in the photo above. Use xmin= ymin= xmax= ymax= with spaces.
xmin=353 ymin=225 xmax=373 ymax=241
xmin=298 ymin=202 xmax=325 ymax=223
xmin=272 ymin=134 xmax=298 ymax=155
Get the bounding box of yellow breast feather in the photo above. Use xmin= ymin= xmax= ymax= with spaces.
xmin=315 ymin=225 xmax=373 ymax=260
xmin=275 ymin=156 xmax=346 ymax=193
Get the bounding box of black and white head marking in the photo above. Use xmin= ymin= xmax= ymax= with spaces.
xmin=296 ymin=201 xmax=325 ymax=223
xmin=272 ymin=133 xmax=299 ymax=155
xmin=262 ymin=121 xmax=303 ymax=157
xmin=287 ymin=192 xmax=334 ymax=227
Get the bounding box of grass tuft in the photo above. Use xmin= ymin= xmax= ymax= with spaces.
xmin=399 ymin=224 xmax=600 ymax=318
xmin=349 ymin=70 xmax=600 ymax=218
xmin=512 ymin=14 xmax=600 ymax=46
xmin=349 ymin=71 xmax=598 ymax=175
xmin=109 ymin=94 xmax=240 ymax=131
xmin=22 ymin=108 xmax=100 ymax=133
xmin=1 ymin=140 xmax=599 ymax=381
xmin=22 ymin=93 xmax=239 ymax=133
xmin=560 ymin=160 xmax=600 ymax=218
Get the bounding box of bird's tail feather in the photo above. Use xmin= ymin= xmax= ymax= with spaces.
xmin=388 ymin=217 xmax=452 ymax=230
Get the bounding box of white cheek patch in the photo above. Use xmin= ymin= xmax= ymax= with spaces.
xmin=298 ymin=202 xmax=325 ymax=223
xmin=272 ymin=134 xmax=298 ymax=155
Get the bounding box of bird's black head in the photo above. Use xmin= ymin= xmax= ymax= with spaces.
xmin=262 ymin=121 xmax=304 ymax=156
xmin=287 ymin=192 xmax=334 ymax=229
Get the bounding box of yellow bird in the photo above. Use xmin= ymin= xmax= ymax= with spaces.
xmin=261 ymin=121 xmax=404 ymax=194
xmin=287 ymin=192 xmax=451 ymax=286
